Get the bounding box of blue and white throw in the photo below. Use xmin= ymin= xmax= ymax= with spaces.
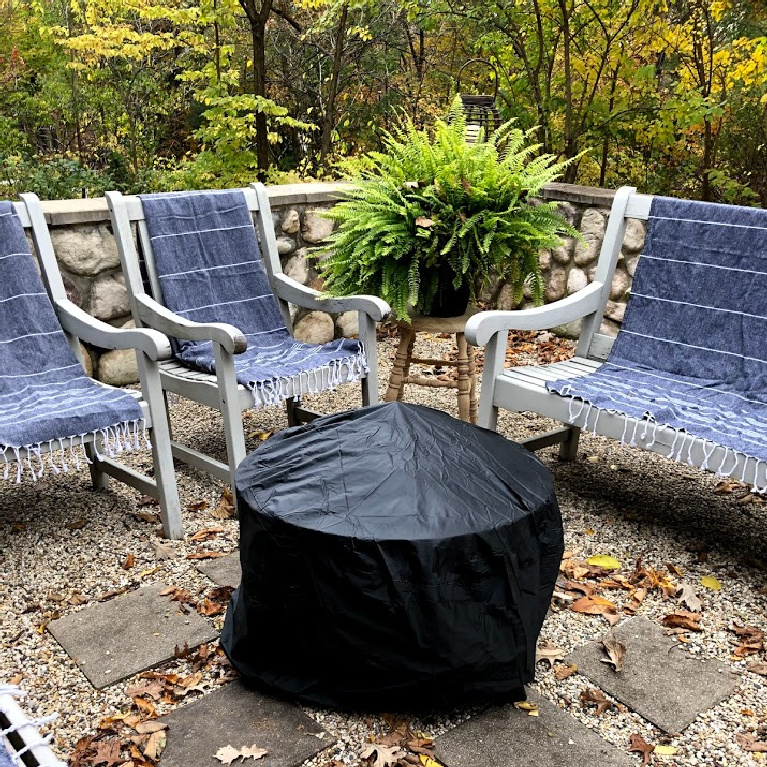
xmin=139 ymin=190 xmax=367 ymax=408
xmin=0 ymin=202 xmax=145 ymax=482
xmin=547 ymin=196 xmax=767 ymax=488
xmin=0 ymin=685 xmax=65 ymax=767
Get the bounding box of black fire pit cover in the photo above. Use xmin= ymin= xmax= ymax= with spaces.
xmin=221 ymin=402 xmax=564 ymax=711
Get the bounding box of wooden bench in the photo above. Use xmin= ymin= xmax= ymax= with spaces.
xmin=466 ymin=185 xmax=767 ymax=490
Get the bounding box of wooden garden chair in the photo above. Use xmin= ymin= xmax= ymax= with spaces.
xmin=0 ymin=195 xmax=183 ymax=539
xmin=106 ymin=183 xmax=390 ymax=488
xmin=467 ymin=186 xmax=767 ymax=490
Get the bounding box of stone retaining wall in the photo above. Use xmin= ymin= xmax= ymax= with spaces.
xmin=38 ymin=182 xmax=643 ymax=385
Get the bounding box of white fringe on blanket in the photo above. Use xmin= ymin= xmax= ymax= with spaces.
xmin=246 ymin=351 xmax=369 ymax=410
xmin=0 ymin=685 xmax=65 ymax=767
xmin=561 ymin=393 xmax=767 ymax=495
xmin=1 ymin=418 xmax=149 ymax=483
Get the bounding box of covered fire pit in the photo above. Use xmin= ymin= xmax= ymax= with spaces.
xmin=221 ymin=402 xmax=564 ymax=711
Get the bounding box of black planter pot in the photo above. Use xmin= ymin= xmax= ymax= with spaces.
xmin=426 ymin=267 xmax=471 ymax=318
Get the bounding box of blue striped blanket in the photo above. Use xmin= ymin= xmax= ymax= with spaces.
xmin=547 ymin=196 xmax=767 ymax=486
xmin=139 ymin=190 xmax=367 ymax=408
xmin=0 ymin=203 xmax=145 ymax=482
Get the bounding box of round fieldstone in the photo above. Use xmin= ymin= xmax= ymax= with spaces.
xmin=98 ymin=348 xmax=138 ymax=385
xmin=622 ymin=218 xmax=646 ymax=254
xmin=551 ymin=237 xmax=575 ymax=265
xmin=284 ymin=250 xmax=309 ymax=285
xmin=90 ymin=272 xmax=129 ymax=321
xmin=301 ymin=211 xmax=335 ymax=244
xmin=605 ymin=300 xmax=626 ymax=323
xmin=281 ymin=209 xmax=301 ymax=235
xmin=567 ymin=268 xmax=588 ymax=295
xmin=61 ymin=271 xmax=84 ymax=307
xmin=626 ymin=256 xmax=639 ymax=277
xmin=276 ymin=237 xmax=296 ymax=256
xmin=600 ymin=319 xmax=619 ymax=337
xmin=79 ymin=344 xmax=94 ymax=378
xmin=293 ymin=311 xmax=335 ymax=344
xmin=51 ymin=226 xmax=121 ymax=276
xmin=335 ymin=311 xmax=359 ymax=338
xmin=545 ymin=267 xmax=567 ymax=302
xmin=553 ymin=319 xmax=583 ymax=340
xmin=610 ymin=269 xmax=630 ymax=300
xmin=539 ymin=248 xmax=551 ymax=271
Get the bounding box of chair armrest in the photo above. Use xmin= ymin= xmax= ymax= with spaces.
xmin=465 ymin=282 xmax=605 ymax=346
xmin=273 ymin=273 xmax=391 ymax=322
xmin=134 ymin=294 xmax=247 ymax=354
xmin=55 ymin=299 xmax=172 ymax=361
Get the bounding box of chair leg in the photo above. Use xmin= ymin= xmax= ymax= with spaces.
xmin=558 ymin=426 xmax=582 ymax=461
xmin=85 ymin=442 xmax=109 ymax=491
xmin=285 ymin=396 xmax=301 ymax=427
xmin=214 ymin=345 xmax=247 ymax=490
xmin=456 ymin=332 xmax=471 ymax=422
xmin=141 ymin=358 xmax=184 ymax=539
xmin=359 ymin=313 xmax=379 ymax=406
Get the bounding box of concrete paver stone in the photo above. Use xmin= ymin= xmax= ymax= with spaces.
xmin=48 ymin=583 xmax=218 ymax=689
xmin=157 ymin=682 xmax=328 ymax=767
xmin=196 ymin=552 xmax=242 ymax=588
xmin=568 ymin=615 xmax=737 ymax=733
xmin=434 ymin=691 xmax=634 ymax=767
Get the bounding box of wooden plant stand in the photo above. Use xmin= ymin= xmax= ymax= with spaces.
xmin=384 ymin=308 xmax=479 ymax=423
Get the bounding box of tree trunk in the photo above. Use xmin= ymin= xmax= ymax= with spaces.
xmin=319 ymin=2 xmax=349 ymax=170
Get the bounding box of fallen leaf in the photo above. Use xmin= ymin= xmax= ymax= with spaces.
xmin=570 ymin=595 xmax=618 ymax=624
xmin=360 ymin=743 xmax=408 ymax=767
xmin=134 ymin=721 xmax=168 ymax=735
xmin=415 ymin=217 xmax=435 ymax=228
xmin=138 ymin=495 xmax=159 ymax=507
xmin=126 ymin=680 xmax=164 ymax=701
xmin=93 ymin=738 xmax=122 ymax=767
xmin=700 ymin=575 xmax=721 ymax=590
xmin=240 ymin=746 xmax=269 ymax=760
xmin=133 ymin=698 xmax=156 ymax=717
xmin=676 ymin=583 xmax=702 ymax=612
xmin=628 ymin=734 xmax=655 ymax=765
xmin=122 ymin=553 xmax=136 ymax=570
xmin=152 ymin=541 xmax=176 ymax=561
xmin=554 ymin=663 xmax=578 ymax=681
xmin=653 ymin=745 xmax=678 ymax=756
xmin=513 ymin=701 xmax=539 ymax=716
xmin=187 ymin=500 xmax=208 ymax=512
xmin=8 ymin=673 xmax=23 ymax=685
xmin=586 ymin=554 xmax=622 ymax=570
xmin=666 ymin=563 xmax=684 ymax=576
xmin=535 ymin=641 xmax=566 ymax=669
xmin=187 ymin=550 xmax=226 ymax=560
xmin=215 ymin=745 xmax=244 ymax=765
xmin=210 ymin=490 xmax=236 ymax=520
xmin=67 ymin=518 xmax=88 ymax=530
xmin=189 ymin=527 xmax=224 ymax=542
xmin=737 ymin=733 xmax=767 ymax=752
xmin=580 ymin=688 xmax=614 ymax=716
xmin=143 ymin=730 xmax=167 ymax=760
xmin=600 ymin=636 xmax=626 ymax=672
xmin=747 ymin=661 xmax=767 ymax=676
xmin=660 ymin=611 xmax=702 ymax=632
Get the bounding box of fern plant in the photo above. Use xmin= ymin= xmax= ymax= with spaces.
xmin=319 ymin=96 xmax=580 ymax=321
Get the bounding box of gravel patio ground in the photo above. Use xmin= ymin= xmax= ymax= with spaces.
xmin=1 ymin=330 xmax=766 ymax=766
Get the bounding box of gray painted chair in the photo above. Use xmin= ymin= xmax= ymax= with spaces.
xmin=0 ymin=686 xmax=65 ymax=766
xmin=106 ymin=183 xmax=390 ymax=488
xmin=466 ymin=186 xmax=767 ymax=489
xmin=14 ymin=195 xmax=183 ymax=539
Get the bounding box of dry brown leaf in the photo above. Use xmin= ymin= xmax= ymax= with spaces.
xmin=92 ymin=738 xmax=122 ymax=767
xmin=134 ymin=721 xmax=168 ymax=735
xmin=570 ymin=595 xmax=618 ymax=624
xmin=7 ymin=673 xmax=23 ymax=685
xmin=133 ymin=697 xmax=157 ymax=717
xmin=600 ymin=636 xmax=626 ymax=672
xmin=152 ymin=540 xmax=176 ymax=561
xmin=215 ymin=745 xmax=244 ymax=765
xmin=187 ymin=500 xmax=208 ymax=512
xmin=747 ymin=661 xmax=767 ymax=676
xmin=142 ymin=730 xmax=167 ymax=761
xmin=360 ymin=744 xmax=408 ymax=767
xmin=210 ymin=490 xmax=236 ymax=520
xmin=187 ymin=550 xmax=227 ymax=560
xmin=126 ymin=680 xmax=164 ymax=701
xmin=197 ymin=597 xmax=226 ymax=616
xmin=580 ymin=688 xmax=614 ymax=716
xmin=676 ymin=583 xmax=702 ymax=612
xmin=138 ymin=494 xmax=159 ymax=507
xmin=660 ymin=611 xmax=702 ymax=632
xmin=122 ymin=553 xmax=136 ymax=570
xmin=67 ymin=518 xmax=88 ymax=530
xmin=554 ymin=663 xmax=578 ymax=681
xmin=628 ymin=734 xmax=655 ymax=765
xmin=189 ymin=527 xmax=224 ymax=542
xmin=535 ymin=641 xmax=566 ymax=669
xmin=736 ymin=733 xmax=767 ymax=752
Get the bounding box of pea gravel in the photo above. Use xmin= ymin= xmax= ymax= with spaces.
xmin=1 ymin=331 xmax=766 ymax=766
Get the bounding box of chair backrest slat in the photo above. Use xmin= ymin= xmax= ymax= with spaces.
xmin=577 ymin=188 xmax=654 ymax=362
